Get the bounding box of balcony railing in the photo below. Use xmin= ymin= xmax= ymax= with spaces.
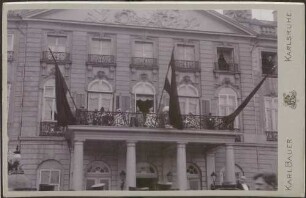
xmin=86 ymin=54 xmax=116 ymax=67
xmin=75 ymin=110 xmax=234 ymax=130
xmin=265 ymin=131 xmax=278 ymax=141
xmin=130 ymin=57 xmax=158 ymax=69
xmin=8 ymin=51 xmax=14 ymax=62
xmin=41 ymin=51 xmax=71 ymax=64
xmin=175 ymin=60 xmax=200 ymax=72
xmin=262 ymin=66 xmax=278 ymax=77
xmin=40 ymin=121 xmax=64 ymax=136
xmin=214 ymin=62 xmax=239 ymax=73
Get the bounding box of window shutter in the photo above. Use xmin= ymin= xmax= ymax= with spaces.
xmin=75 ymin=93 xmax=85 ymax=109
xmin=201 ymin=100 xmax=210 ymax=115
xmin=116 ymin=95 xmax=120 ymax=110
xmin=121 ymin=96 xmax=130 ymax=112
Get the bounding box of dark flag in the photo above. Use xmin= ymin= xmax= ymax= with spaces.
xmin=49 ymin=49 xmax=76 ymax=126
xmin=163 ymin=49 xmax=184 ymax=129
xmin=221 ymin=66 xmax=277 ymax=128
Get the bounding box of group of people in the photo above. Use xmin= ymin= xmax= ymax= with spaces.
xmin=236 ymin=173 xmax=277 ymax=191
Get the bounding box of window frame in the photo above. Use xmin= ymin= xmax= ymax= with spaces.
xmin=176 ymin=44 xmax=196 ymax=61
xmin=133 ymin=41 xmax=154 ymax=58
xmin=178 ymin=84 xmax=200 ymax=115
xmin=264 ymin=96 xmax=278 ymax=131
xmin=218 ymin=88 xmax=239 ymax=128
xmin=47 ymin=35 xmax=67 ymax=53
xmin=42 ymin=79 xmax=56 ymax=122
xmin=90 ymin=38 xmax=112 ymax=55
xmin=7 ymin=33 xmax=14 ymax=51
xmin=39 ymin=169 xmax=61 ymax=191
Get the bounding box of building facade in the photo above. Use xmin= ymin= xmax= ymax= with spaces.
xmin=6 ymin=9 xmax=278 ymax=191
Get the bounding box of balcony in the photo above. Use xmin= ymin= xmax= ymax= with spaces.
xmin=41 ymin=51 xmax=71 ymax=64
xmin=130 ymin=57 xmax=158 ymax=70
xmin=74 ymin=110 xmax=234 ymax=131
xmin=86 ymin=54 xmax=116 ymax=67
xmin=175 ymin=60 xmax=200 ymax=72
xmin=8 ymin=51 xmax=14 ymax=62
xmin=214 ymin=62 xmax=239 ymax=73
xmin=40 ymin=121 xmax=64 ymax=136
xmin=265 ymin=131 xmax=277 ymax=141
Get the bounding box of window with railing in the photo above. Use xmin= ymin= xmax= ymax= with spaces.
xmin=264 ymin=97 xmax=277 ymax=141
xmin=261 ymin=52 xmax=277 ymax=76
xmin=176 ymin=44 xmax=199 ymax=72
xmin=87 ymin=38 xmax=115 ymax=66
xmin=215 ymin=48 xmax=238 ymax=73
xmin=131 ymin=41 xmax=157 ymax=69
xmin=7 ymin=34 xmax=14 ymax=61
xmin=42 ymin=35 xmax=70 ymax=64
xmin=178 ymin=84 xmax=200 ymax=115
xmin=218 ymin=88 xmax=239 ymax=129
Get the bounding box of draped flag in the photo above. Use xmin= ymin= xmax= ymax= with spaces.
xmin=163 ymin=49 xmax=184 ymax=129
xmin=49 ymin=49 xmax=76 ymax=126
xmin=221 ymin=65 xmax=277 ymax=128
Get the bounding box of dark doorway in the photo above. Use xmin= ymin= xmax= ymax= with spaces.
xmin=136 ymin=178 xmax=158 ymax=190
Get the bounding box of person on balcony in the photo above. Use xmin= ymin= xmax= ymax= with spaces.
xmin=114 ymin=108 xmax=126 ymax=126
xmin=262 ymin=55 xmax=274 ymax=74
xmin=218 ymin=53 xmax=229 ymax=71
xmin=144 ymin=107 xmax=157 ymax=128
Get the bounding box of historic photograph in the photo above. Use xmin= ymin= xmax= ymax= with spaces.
xmin=5 ymin=8 xmax=278 ymax=192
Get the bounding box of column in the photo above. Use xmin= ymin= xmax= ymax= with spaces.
xmin=73 ymin=141 xmax=84 ymax=190
xmin=224 ymin=144 xmax=236 ymax=185
xmin=206 ymin=152 xmax=215 ymax=189
xmin=126 ymin=141 xmax=136 ymax=190
xmin=176 ymin=142 xmax=187 ymax=190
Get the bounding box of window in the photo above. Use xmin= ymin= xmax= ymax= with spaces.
xmin=134 ymin=42 xmax=153 ymax=58
xmin=186 ymin=163 xmax=201 ymax=190
xmin=178 ymin=84 xmax=199 ymax=115
xmin=47 ymin=35 xmax=67 ymax=52
xmin=43 ymin=79 xmax=56 ymax=121
xmin=218 ymin=88 xmax=238 ymax=128
xmin=87 ymin=80 xmax=113 ymax=111
xmin=177 ymin=45 xmax=195 ymax=61
xmin=261 ymin=52 xmax=277 ymax=75
xmin=133 ymin=82 xmax=156 ymax=113
xmin=91 ymin=39 xmax=111 ymax=55
xmin=8 ymin=34 xmax=14 ymax=51
xmin=86 ymin=161 xmax=111 ymax=190
xmin=37 ymin=160 xmax=62 ymax=191
xmin=216 ymin=48 xmax=235 ymax=71
xmin=39 ymin=169 xmax=61 ymax=190
xmin=264 ymin=97 xmax=278 ymax=131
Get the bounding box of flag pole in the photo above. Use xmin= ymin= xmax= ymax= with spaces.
xmin=48 ymin=48 xmax=78 ymax=111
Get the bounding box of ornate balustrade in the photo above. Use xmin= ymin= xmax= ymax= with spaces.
xmin=8 ymin=51 xmax=14 ymax=62
xmin=86 ymin=54 xmax=116 ymax=67
xmin=41 ymin=51 xmax=71 ymax=64
xmin=214 ymin=62 xmax=239 ymax=73
xmin=130 ymin=57 xmax=158 ymax=69
xmin=40 ymin=121 xmax=64 ymax=136
xmin=74 ymin=110 xmax=234 ymax=131
xmin=175 ymin=60 xmax=200 ymax=72
xmin=265 ymin=131 xmax=278 ymax=141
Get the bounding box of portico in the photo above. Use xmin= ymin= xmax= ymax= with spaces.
xmin=67 ymin=126 xmax=239 ymax=191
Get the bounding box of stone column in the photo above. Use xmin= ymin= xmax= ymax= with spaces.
xmin=176 ymin=142 xmax=187 ymax=190
xmin=206 ymin=152 xmax=216 ymax=189
xmin=73 ymin=141 xmax=84 ymax=190
xmin=224 ymin=144 xmax=236 ymax=184
xmin=126 ymin=141 xmax=136 ymax=190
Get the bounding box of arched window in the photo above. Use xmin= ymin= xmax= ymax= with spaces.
xmin=42 ymin=79 xmax=56 ymax=121
xmin=186 ymin=163 xmax=201 ymax=190
xmin=218 ymin=88 xmax=239 ymax=128
xmin=178 ymin=84 xmax=199 ymax=115
xmin=132 ymin=82 xmax=156 ymax=113
xmin=87 ymin=80 xmax=113 ymax=111
xmin=37 ymin=160 xmax=62 ymax=191
xmin=86 ymin=161 xmax=111 ymax=190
